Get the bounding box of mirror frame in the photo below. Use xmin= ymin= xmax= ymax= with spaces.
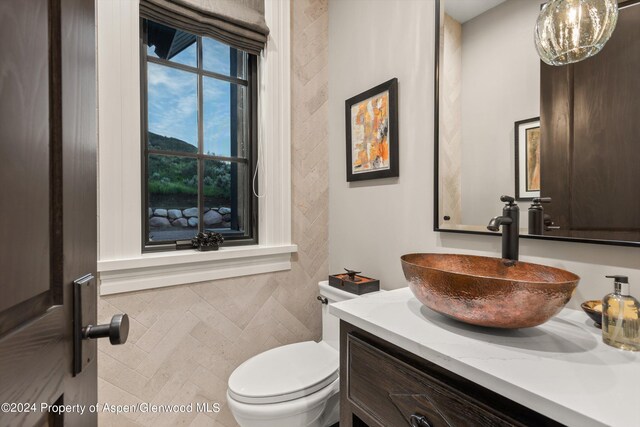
xmin=432 ymin=0 xmax=640 ymax=248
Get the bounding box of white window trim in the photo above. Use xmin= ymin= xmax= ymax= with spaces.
xmin=96 ymin=0 xmax=294 ymax=295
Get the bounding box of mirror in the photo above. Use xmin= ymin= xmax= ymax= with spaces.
xmin=435 ymin=0 xmax=640 ymax=246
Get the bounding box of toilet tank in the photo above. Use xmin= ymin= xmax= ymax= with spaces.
xmin=318 ymin=281 xmax=381 ymax=350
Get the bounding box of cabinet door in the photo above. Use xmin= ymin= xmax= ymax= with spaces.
xmin=347 ymin=335 xmax=517 ymax=427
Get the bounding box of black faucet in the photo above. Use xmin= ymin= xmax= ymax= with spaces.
xmin=487 ymin=195 xmax=519 ymax=261
xmin=528 ymin=197 xmax=560 ymax=235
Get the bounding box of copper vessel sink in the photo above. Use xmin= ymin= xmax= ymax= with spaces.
xmin=401 ymin=254 xmax=580 ymax=329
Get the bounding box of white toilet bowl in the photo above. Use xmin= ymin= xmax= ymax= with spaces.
xmin=227 ymin=281 xmax=377 ymax=427
xmin=227 ymin=341 xmax=340 ymax=427
xmin=226 ymin=378 xmax=339 ymax=427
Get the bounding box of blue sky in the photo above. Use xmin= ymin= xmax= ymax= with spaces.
xmin=147 ymin=38 xmax=243 ymax=158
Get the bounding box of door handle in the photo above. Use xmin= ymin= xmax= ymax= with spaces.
xmin=73 ymin=273 xmax=129 ymax=375
xmin=83 ymin=313 xmax=129 ymax=345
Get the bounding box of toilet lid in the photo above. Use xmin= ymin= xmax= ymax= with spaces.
xmin=228 ymin=341 xmax=339 ymax=404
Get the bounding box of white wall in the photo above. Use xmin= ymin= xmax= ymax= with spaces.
xmin=460 ymin=0 xmax=541 ymax=225
xmin=328 ymin=0 xmax=640 ymax=310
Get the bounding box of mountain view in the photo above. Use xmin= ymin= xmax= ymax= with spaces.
xmin=147 ymin=132 xmax=232 ymax=208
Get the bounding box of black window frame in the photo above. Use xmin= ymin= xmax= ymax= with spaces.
xmin=140 ymin=18 xmax=259 ymax=252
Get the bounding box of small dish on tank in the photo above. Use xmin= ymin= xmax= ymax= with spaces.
xmin=581 ymin=300 xmax=603 ymax=329
xmin=328 ymin=268 xmax=380 ymax=295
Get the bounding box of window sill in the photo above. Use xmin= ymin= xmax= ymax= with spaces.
xmin=97 ymin=244 xmax=297 ymax=295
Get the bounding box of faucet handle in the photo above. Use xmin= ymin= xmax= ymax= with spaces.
xmin=533 ymin=197 xmax=552 ymax=204
xmin=500 ymin=195 xmax=515 ymax=205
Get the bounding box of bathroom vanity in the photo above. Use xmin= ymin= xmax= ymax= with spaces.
xmin=331 ymin=288 xmax=640 ymax=427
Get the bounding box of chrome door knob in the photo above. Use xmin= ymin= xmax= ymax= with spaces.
xmin=82 ymin=313 xmax=129 ymax=345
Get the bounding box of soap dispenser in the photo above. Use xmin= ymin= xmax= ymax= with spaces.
xmin=602 ymin=275 xmax=640 ymax=351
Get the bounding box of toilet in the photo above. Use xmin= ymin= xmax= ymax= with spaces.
xmin=227 ymin=281 xmax=377 ymax=427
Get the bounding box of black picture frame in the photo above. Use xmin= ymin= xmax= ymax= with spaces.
xmin=345 ymin=78 xmax=399 ymax=182
xmin=514 ymin=117 xmax=541 ymax=201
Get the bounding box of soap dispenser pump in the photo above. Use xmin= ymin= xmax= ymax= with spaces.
xmin=602 ymin=275 xmax=640 ymax=351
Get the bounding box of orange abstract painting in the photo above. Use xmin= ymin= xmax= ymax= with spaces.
xmin=350 ymin=91 xmax=391 ymax=174
xmin=526 ymin=127 xmax=540 ymax=192
xmin=345 ymin=78 xmax=398 ymax=182
xmin=515 ymin=117 xmax=540 ymax=200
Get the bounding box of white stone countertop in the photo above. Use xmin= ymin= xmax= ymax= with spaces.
xmin=330 ymin=287 xmax=640 ymax=427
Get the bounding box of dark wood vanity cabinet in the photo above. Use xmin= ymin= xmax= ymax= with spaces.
xmin=340 ymin=322 xmax=563 ymax=427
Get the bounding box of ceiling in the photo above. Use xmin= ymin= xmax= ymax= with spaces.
xmin=444 ymin=0 xmax=507 ymax=24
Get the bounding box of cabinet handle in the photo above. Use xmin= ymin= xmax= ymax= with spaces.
xmin=410 ymin=414 xmax=432 ymax=427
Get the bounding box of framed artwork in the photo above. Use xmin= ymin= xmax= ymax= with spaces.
xmin=515 ymin=117 xmax=541 ymax=200
xmin=345 ymin=78 xmax=399 ymax=182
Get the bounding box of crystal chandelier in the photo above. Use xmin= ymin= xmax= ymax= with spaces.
xmin=534 ymin=0 xmax=619 ymax=66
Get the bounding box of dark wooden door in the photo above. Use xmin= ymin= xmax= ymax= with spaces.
xmin=0 ymin=0 xmax=98 ymax=425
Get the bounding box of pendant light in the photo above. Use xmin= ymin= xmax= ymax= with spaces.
xmin=534 ymin=0 xmax=618 ymax=66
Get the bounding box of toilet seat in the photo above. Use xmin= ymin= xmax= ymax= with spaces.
xmin=228 ymin=341 xmax=338 ymax=405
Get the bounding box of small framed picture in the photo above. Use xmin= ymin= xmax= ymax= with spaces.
xmin=345 ymin=78 xmax=399 ymax=182
xmin=515 ymin=117 xmax=541 ymax=200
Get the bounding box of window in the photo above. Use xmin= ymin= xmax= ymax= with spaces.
xmin=141 ymin=19 xmax=258 ymax=250
xmin=97 ymin=1 xmax=293 ymax=294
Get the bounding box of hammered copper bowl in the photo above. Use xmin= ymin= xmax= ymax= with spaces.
xmin=401 ymin=253 xmax=580 ymax=329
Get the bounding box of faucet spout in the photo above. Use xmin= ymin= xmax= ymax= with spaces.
xmin=487 ymin=216 xmax=512 ymax=232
